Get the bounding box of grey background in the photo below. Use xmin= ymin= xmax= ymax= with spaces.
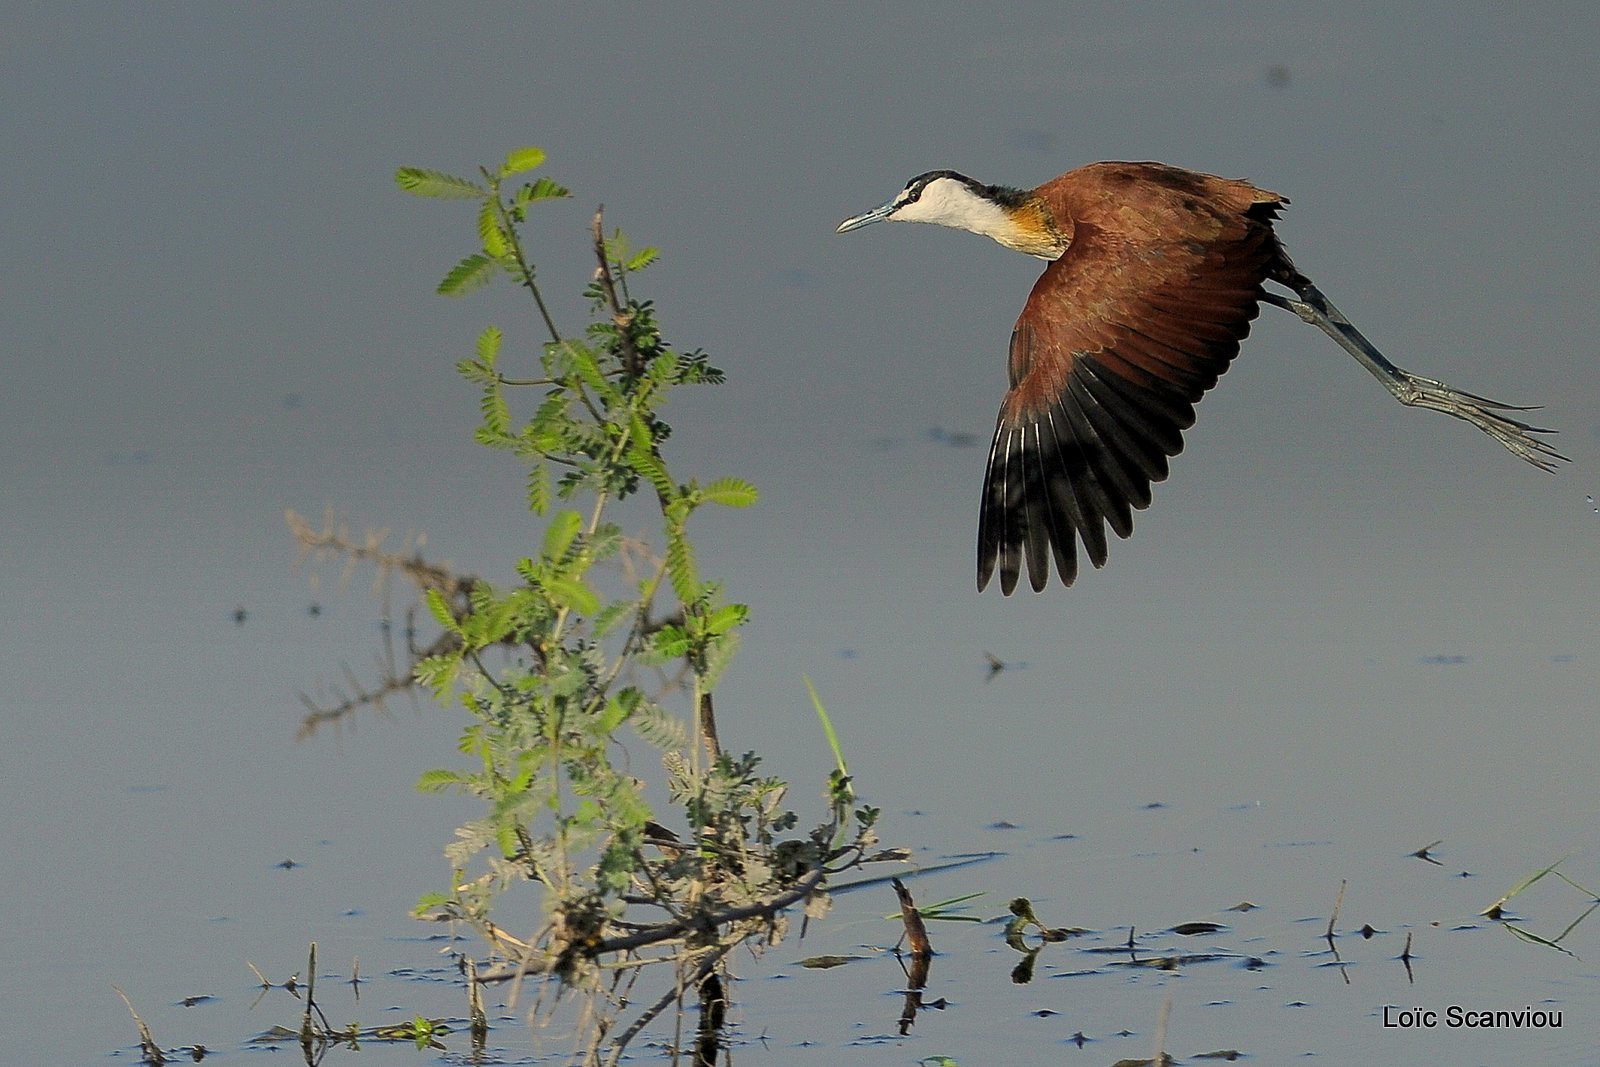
xmin=3 ymin=4 xmax=1596 ymax=1061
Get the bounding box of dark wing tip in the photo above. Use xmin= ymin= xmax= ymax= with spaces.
xmin=977 ymin=417 xmax=1030 ymax=595
xmin=981 ymin=354 xmax=1213 ymax=594
xmin=975 ymin=203 xmax=1275 ymax=593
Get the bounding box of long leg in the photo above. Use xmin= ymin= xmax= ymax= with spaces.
xmin=1262 ymin=282 xmax=1567 ymax=471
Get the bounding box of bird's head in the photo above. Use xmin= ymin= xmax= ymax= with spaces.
xmin=837 ymin=170 xmax=1068 ymax=259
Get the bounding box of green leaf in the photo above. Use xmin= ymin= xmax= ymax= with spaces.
xmin=417 ymin=768 xmax=469 ymax=793
xmin=632 ymin=703 xmax=688 ymax=750
xmin=806 ymin=676 xmax=848 ymax=778
xmin=437 ymin=253 xmax=498 ymax=297
xmin=700 ymin=477 xmax=759 ymax=508
xmin=542 ymin=509 xmax=584 ymax=562
xmin=648 ymin=624 xmax=690 ymax=660
xmin=703 ymin=603 xmax=748 ymax=636
xmin=526 ymin=462 xmax=551 ymax=515
xmin=627 ymin=415 xmax=674 ymax=496
xmin=456 ymin=357 xmax=493 ymax=384
xmin=478 ymin=199 xmax=508 ymax=257
xmin=546 ymin=575 xmax=600 ymax=616
xmin=645 ymin=351 xmax=680 ymax=384
xmin=908 ymin=891 xmax=987 ymax=920
xmin=698 ymin=629 xmax=740 ymax=690
xmin=507 ymin=756 xmax=538 ymax=796
xmin=460 ymin=595 xmax=516 ymax=649
xmin=413 ymin=652 xmax=460 ymax=696
xmin=525 ymin=391 xmax=573 ymax=452
xmin=476 ymin=326 xmax=502 ymax=369
xmin=625 ymin=247 xmax=660 ymax=272
xmin=1487 ymin=855 xmax=1571 ymax=914
xmin=395 ymin=167 xmax=486 ymax=199
xmin=473 ymin=423 xmax=515 ymax=449
xmin=563 ymin=342 xmax=613 ymax=399
xmin=514 ymin=176 xmax=571 ymax=207
xmin=528 ymin=175 xmax=571 ymax=200
xmin=479 ymin=382 xmax=510 ymax=437
xmin=602 ymin=230 xmax=634 ymax=265
xmin=664 ymin=530 xmax=701 ymax=605
xmin=501 ymin=145 xmax=547 ymax=177
xmin=594 ymin=692 xmax=636 ymax=734
xmin=425 ymin=588 xmax=460 ymax=633
xmin=592 ymin=597 xmax=635 ymax=638
xmin=632 ymin=444 xmax=674 ymax=499
xmin=587 ymin=521 xmax=623 ymax=561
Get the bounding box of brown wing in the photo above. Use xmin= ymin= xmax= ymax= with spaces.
xmin=978 ymin=205 xmax=1282 ymax=594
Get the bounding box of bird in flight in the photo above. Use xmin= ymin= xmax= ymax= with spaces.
xmin=837 ymin=162 xmax=1565 ymax=595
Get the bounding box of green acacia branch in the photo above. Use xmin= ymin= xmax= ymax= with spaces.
xmin=545 ymin=689 xmax=574 ymax=895
xmin=479 ymin=165 xmax=563 ymax=346
xmin=545 ymin=486 xmax=610 ymax=650
xmin=545 ymin=385 xmax=646 ymax=648
xmin=492 ymin=367 xmax=643 ymax=390
xmin=591 ymin=555 xmax=674 ymax=716
xmin=556 ymin=352 xmax=610 ymax=427
xmin=398 ymin=154 xmax=861 ymax=1037
xmin=494 ymin=373 xmax=560 ymax=387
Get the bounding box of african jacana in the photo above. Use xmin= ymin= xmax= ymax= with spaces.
xmin=837 ymin=163 xmax=1565 ymax=595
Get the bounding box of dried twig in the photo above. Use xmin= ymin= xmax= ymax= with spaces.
xmin=113 ymin=985 xmax=166 ymax=1067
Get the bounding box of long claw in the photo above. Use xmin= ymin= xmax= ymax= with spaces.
xmin=1265 ymin=286 xmax=1570 ymax=472
xmin=1390 ymin=374 xmax=1567 ymax=472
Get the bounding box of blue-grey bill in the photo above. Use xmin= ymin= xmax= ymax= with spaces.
xmin=836 ymin=202 xmax=895 ymax=233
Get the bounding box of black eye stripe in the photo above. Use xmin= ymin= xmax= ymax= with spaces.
xmin=897 ymin=170 xmax=1030 ymax=210
xmin=904 ymin=169 xmax=963 ymax=203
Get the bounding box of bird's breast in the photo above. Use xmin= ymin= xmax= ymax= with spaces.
xmin=997 ymin=197 xmax=1071 ymax=259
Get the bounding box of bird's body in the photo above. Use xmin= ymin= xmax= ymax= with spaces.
xmin=838 ymin=162 xmax=1563 ymax=594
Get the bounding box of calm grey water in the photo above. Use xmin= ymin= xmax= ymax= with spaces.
xmin=4 ymin=4 xmax=1597 ymax=1063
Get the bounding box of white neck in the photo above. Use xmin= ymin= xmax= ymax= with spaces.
xmin=889 ymin=176 xmax=1063 ymax=258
